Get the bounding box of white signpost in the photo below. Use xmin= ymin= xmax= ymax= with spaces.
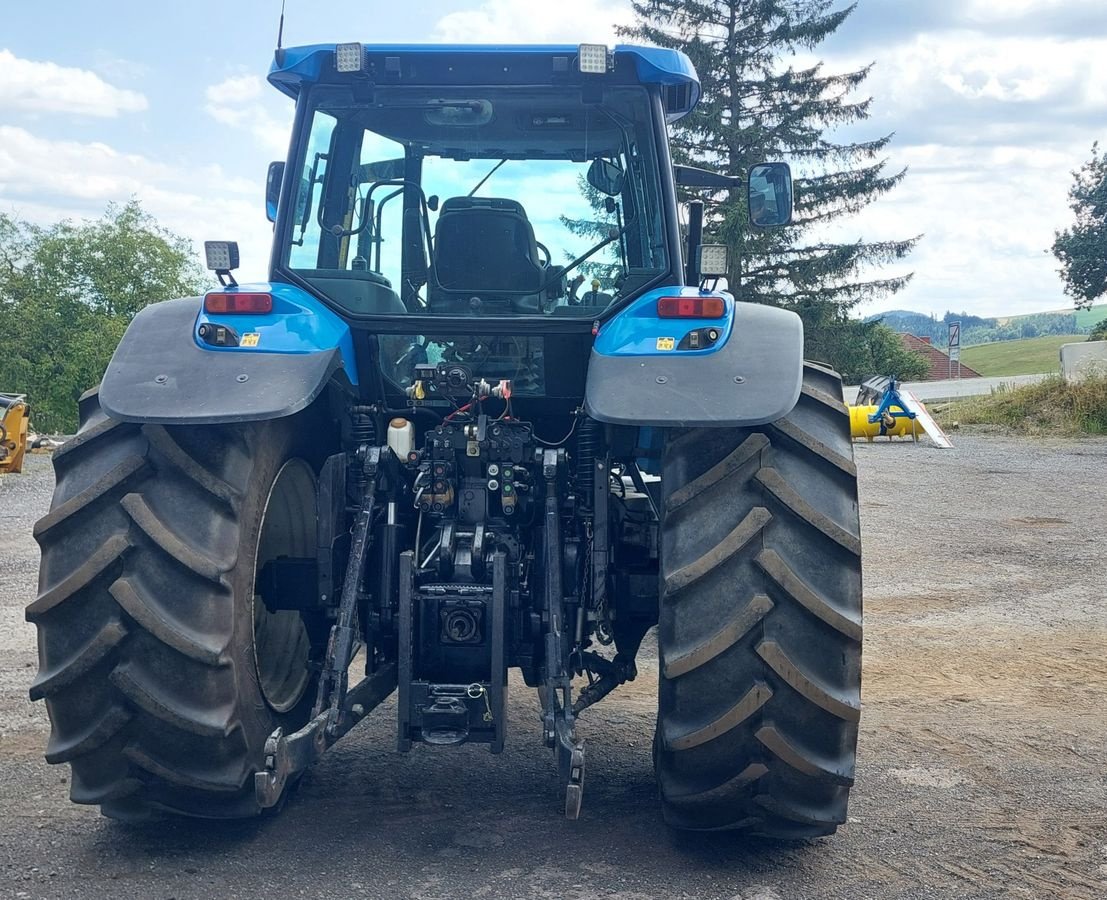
xmin=948 ymin=321 xmax=961 ymax=379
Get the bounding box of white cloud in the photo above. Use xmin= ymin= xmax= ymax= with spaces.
xmin=818 ymin=143 xmax=1080 ymax=319
xmin=204 ymin=74 xmax=291 ymax=157
xmin=206 ymin=74 xmax=264 ymax=106
xmin=794 ymin=23 xmax=1107 ymax=318
xmin=0 ymin=48 xmax=147 ymax=117
xmin=859 ymin=34 xmax=1107 ymax=129
xmin=91 ymin=51 xmax=150 ymax=84
xmin=0 ymin=126 xmax=273 ymax=283
xmin=0 ymin=126 xmax=174 ymax=201
xmin=434 ymin=0 xmax=632 ymax=44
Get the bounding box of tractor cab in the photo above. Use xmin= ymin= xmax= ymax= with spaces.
xmin=264 ymin=44 xmax=697 ymax=323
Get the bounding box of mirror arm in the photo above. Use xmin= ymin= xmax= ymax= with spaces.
xmin=674 ymin=165 xmax=742 ymax=189
xmin=684 ymin=200 xmax=704 ymax=287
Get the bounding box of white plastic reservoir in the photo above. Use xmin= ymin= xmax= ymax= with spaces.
xmin=387 ymin=418 xmax=414 ymax=459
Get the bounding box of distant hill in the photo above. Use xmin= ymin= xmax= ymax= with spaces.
xmin=866 ymin=306 xmax=1093 ymax=347
xmin=1075 ymin=305 xmax=1107 ymax=330
xmin=960 ymin=334 xmax=1080 ymax=376
xmin=1022 ymin=304 xmax=1107 ymax=329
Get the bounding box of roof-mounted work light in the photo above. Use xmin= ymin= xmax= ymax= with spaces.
xmin=577 ymin=44 xmax=610 ymax=74
xmin=335 ymin=42 xmax=365 ymax=73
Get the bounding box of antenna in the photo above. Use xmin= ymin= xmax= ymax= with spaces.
xmin=275 ymin=0 xmax=287 ymax=63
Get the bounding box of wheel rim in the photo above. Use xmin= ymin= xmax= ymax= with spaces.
xmin=253 ymin=458 xmax=315 ymax=714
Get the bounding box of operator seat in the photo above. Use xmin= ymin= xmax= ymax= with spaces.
xmin=430 ymin=197 xmax=545 ymax=309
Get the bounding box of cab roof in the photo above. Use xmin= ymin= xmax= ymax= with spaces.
xmin=267 ymin=43 xmax=700 ymax=121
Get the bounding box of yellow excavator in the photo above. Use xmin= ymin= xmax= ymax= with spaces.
xmin=0 ymin=393 xmax=29 ymax=474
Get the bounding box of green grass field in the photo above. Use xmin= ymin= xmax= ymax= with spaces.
xmin=960 ymin=334 xmax=1083 ymax=376
xmin=1074 ymin=305 xmax=1107 ymax=330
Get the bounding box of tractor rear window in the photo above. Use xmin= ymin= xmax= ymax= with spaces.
xmin=281 ymin=86 xmax=668 ymax=318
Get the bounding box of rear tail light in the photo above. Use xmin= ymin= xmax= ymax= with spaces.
xmin=657 ymin=296 xmax=726 ymax=318
xmin=204 ymin=292 xmax=273 ymax=314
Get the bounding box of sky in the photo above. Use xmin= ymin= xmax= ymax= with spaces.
xmin=1 ymin=0 xmax=1105 ymax=320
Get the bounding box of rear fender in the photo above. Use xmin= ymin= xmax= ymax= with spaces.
xmin=584 ymin=288 xmax=803 ymax=428
xmin=99 ymin=283 xmax=357 ymax=425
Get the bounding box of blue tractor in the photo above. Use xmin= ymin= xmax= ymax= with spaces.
xmin=28 ymin=42 xmax=861 ymax=836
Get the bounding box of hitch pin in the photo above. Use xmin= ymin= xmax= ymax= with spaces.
xmin=467 ymin=683 xmax=494 ymax=723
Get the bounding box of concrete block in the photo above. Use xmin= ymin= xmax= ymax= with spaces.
xmin=1060 ymin=340 xmax=1107 ymax=382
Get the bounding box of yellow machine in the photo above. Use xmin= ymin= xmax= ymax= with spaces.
xmin=849 ymin=376 xmax=952 ymax=448
xmin=849 ymin=403 xmax=923 ymax=441
xmin=0 ymin=394 xmax=29 ymax=474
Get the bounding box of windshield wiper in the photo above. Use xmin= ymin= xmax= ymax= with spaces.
xmin=467 ymin=159 xmax=507 ymax=197
xmin=531 ymin=220 xmax=635 ymax=297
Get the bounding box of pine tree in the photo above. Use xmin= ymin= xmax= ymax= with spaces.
xmin=618 ymin=1 xmax=919 ymax=362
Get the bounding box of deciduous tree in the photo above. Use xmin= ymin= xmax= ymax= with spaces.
xmin=1052 ymin=143 xmax=1107 ymax=311
xmin=0 ymin=201 xmax=208 ymax=432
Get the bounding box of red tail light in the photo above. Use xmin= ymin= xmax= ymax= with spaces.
xmin=657 ymin=296 xmax=725 ymax=318
xmin=204 ymin=292 xmax=273 ymax=314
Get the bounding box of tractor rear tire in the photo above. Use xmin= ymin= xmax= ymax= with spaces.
xmin=655 ymin=362 xmax=862 ymax=837
xmin=27 ymin=390 xmax=329 ymax=819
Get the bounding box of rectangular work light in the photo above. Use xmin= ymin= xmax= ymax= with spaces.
xmin=578 ymin=44 xmax=610 ymax=74
xmin=204 ymin=241 xmax=240 ymax=272
xmin=335 ymin=42 xmax=365 ymax=73
xmin=698 ymin=244 xmax=729 ymax=277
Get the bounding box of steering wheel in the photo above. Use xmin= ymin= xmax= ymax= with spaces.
xmin=535 ymin=241 xmax=551 ymax=268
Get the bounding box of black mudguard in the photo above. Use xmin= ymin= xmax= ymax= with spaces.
xmin=99 ymin=298 xmax=345 ymax=425
xmin=584 ymin=301 xmax=804 ymax=428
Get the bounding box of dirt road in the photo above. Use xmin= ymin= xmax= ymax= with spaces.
xmin=1 ymin=433 xmax=1105 ymax=899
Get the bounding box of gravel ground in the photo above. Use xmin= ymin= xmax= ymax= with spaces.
xmin=1 ymin=432 xmax=1105 ymax=900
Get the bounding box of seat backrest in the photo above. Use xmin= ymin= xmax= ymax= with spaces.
xmin=432 ymin=197 xmax=544 ymax=297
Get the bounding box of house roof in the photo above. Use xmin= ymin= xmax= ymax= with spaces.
xmin=899 ymin=333 xmax=983 ymax=381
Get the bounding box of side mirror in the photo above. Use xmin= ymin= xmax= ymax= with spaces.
xmin=265 ymin=161 xmax=285 ymax=223
xmin=748 ymin=162 xmax=793 ymax=228
xmin=587 ymin=158 xmax=625 ymax=196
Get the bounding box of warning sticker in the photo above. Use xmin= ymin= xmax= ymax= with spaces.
xmin=656 ymin=336 xmax=676 ymax=351
xmin=241 ymin=333 xmax=261 ymax=347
